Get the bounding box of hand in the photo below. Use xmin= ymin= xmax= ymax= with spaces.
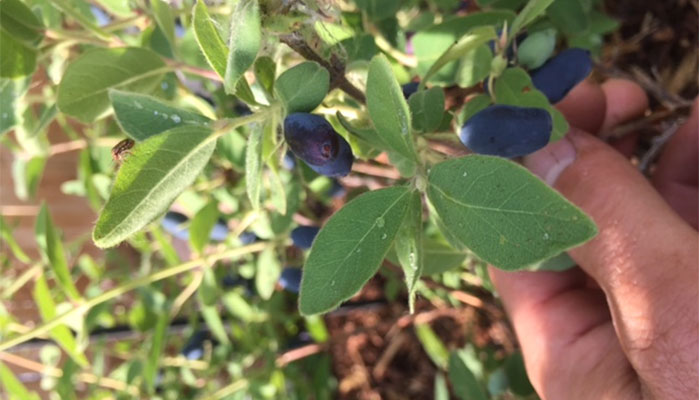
xmin=489 ymin=79 xmax=699 ymax=399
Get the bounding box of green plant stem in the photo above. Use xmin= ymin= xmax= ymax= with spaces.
xmin=203 ymin=379 xmax=249 ymax=400
xmin=0 ymin=242 xmax=268 ymax=352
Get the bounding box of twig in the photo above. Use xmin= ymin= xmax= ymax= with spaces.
xmin=279 ymin=33 xmax=366 ymax=104
xmin=638 ymin=118 xmax=685 ymax=173
xmin=600 ymin=108 xmax=679 ymax=140
xmin=275 ymin=343 xmax=325 ymax=367
xmin=351 ymin=161 xmax=401 ymax=179
xmin=0 ymin=352 xmax=140 ymax=396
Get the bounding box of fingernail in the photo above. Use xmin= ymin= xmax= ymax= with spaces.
xmin=523 ymin=132 xmax=577 ymax=186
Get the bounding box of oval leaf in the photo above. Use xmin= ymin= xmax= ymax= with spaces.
xmin=224 ymin=0 xmax=260 ymax=94
xmin=110 ymin=89 xmax=211 ymax=141
xmin=93 ymin=125 xmax=216 ymax=248
xmin=0 ymin=0 xmax=43 ymax=78
xmin=394 ymin=190 xmax=423 ymax=313
xmin=408 ymin=86 xmax=445 ymax=133
xmin=366 ymin=54 xmax=417 ymax=164
xmin=193 ymin=0 xmax=228 ymax=78
xmin=299 ymin=186 xmax=413 ymax=315
xmin=275 ymin=61 xmax=330 ymax=113
xmin=427 ymin=155 xmax=597 ymax=270
xmin=57 ymin=47 xmax=166 ymax=122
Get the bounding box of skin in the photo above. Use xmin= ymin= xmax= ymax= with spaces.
xmin=490 ymin=79 xmax=699 ymax=399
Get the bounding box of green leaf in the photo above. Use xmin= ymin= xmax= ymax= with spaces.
xmin=415 ymin=323 xmax=449 ymax=369
xmin=504 ymin=350 xmax=536 ymax=395
xmin=224 ymin=0 xmax=261 ymax=94
xmin=434 ymin=373 xmax=449 ymax=400
xmin=509 ymin=0 xmax=556 ymax=38
xmin=189 ymin=201 xmax=220 ymax=254
xmin=35 ymin=204 xmax=81 ymax=300
xmin=12 ymin=156 xmax=46 ymax=200
xmin=0 ymin=215 xmax=31 ymax=263
xmin=0 ymin=78 xmax=29 ymax=134
xmin=455 ymin=44 xmax=493 ymax=88
xmin=0 ymin=361 xmax=40 ymax=400
xmin=493 ymin=67 xmax=568 ymax=141
xmin=457 ymin=94 xmax=492 ymax=128
xmin=198 ymin=269 xmax=220 ymax=306
xmin=144 ymin=311 xmax=169 ymax=392
xmin=0 ymin=0 xmax=43 ymax=78
xmin=192 ymin=0 xmax=228 ymax=78
xmin=528 ymin=251 xmax=576 ymax=271
xmin=222 ymin=292 xmax=258 ymax=322
xmin=408 ymin=87 xmax=445 ymax=133
xmin=413 ymin=11 xmax=515 ymax=82
xmin=254 ymin=56 xmax=276 ymax=95
xmin=547 ymin=0 xmax=590 ymax=35
xmin=366 ymin=55 xmax=417 ymax=165
xmin=427 ymin=156 xmax=597 ymax=270
xmin=93 ymin=125 xmax=216 ymax=248
xmin=394 ymin=190 xmax=423 ymax=313
xmin=448 ymin=352 xmax=488 ymax=400
xmin=57 ymin=47 xmax=167 ymax=122
xmin=151 ymin=226 xmax=181 ymax=266
xmin=201 ymin=304 xmax=230 ymax=345
xmin=421 ymin=26 xmax=496 ymax=87
xmin=354 ymin=0 xmax=401 ymax=21
xmin=299 ymin=186 xmax=413 ymax=315
xmin=110 ymin=90 xmax=211 ymax=141
xmin=517 ymin=28 xmax=556 ymax=69
xmin=49 ymin=0 xmax=111 ymax=40
xmin=245 ymin=123 xmax=263 ymax=210
xmin=151 ymin=0 xmax=176 ymax=51
xmin=275 ymin=61 xmax=330 ymax=113
xmin=32 ymin=275 xmax=89 ymax=367
xmin=256 ymin=247 xmax=281 ymax=300
xmin=422 ymin=239 xmax=468 ymax=275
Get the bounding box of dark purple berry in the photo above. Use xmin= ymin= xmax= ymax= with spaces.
xmin=291 ymin=225 xmax=320 ymax=249
xmin=401 ymin=82 xmax=419 ymax=99
xmin=284 ymin=113 xmax=353 ymax=177
xmin=459 ymin=104 xmax=552 ymax=158
xmin=530 ymin=48 xmax=592 ymax=103
xmin=279 ymin=267 xmax=303 ymax=293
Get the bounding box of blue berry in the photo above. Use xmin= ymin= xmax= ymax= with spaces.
xmin=239 ymin=231 xmax=258 ymax=245
xmin=460 ymin=104 xmax=552 ymax=158
xmin=181 ymin=330 xmax=210 ymax=360
xmin=279 ymin=267 xmax=303 ymax=293
xmin=291 ymin=225 xmax=320 ymax=249
xmin=530 ymin=48 xmax=592 ymax=103
xmin=401 ymin=82 xmax=419 ymax=99
xmin=282 ymin=150 xmax=297 ymax=170
xmin=284 ymin=113 xmax=354 ymax=177
xmin=210 ymin=219 xmax=229 ymax=241
xmin=161 ymin=212 xmax=189 ymax=240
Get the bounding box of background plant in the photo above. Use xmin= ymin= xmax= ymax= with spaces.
xmin=2 ymin=0 xmax=689 ymax=398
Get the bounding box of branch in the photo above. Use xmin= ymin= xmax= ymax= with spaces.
xmin=280 ymin=33 xmax=366 ymax=104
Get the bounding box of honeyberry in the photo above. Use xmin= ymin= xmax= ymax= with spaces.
xmin=282 ymin=150 xmax=296 ymax=170
xmin=279 ymin=267 xmax=303 ymax=293
xmin=401 ymin=82 xmax=419 ymax=99
xmin=284 ymin=113 xmax=353 ymax=177
xmin=161 ymin=211 xmax=189 ymax=240
xmin=459 ymin=104 xmax=552 ymax=158
xmin=181 ymin=330 xmax=210 ymax=360
xmin=210 ymin=219 xmax=229 ymax=241
xmin=327 ymin=179 xmax=346 ymax=198
xmin=530 ymin=48 xmax=592 ymax=103
xmin=239 ymin=231 xmax=258 ymax=245
xmin=291 ymin=225 xmax=320 ymax=249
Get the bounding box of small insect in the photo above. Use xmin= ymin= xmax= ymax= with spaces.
xmin=111 ymin=138 xmax=135 ymax=163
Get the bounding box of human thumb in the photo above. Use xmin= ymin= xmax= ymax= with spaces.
xmin=523 ymin=128 xmax=698 ymax=398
